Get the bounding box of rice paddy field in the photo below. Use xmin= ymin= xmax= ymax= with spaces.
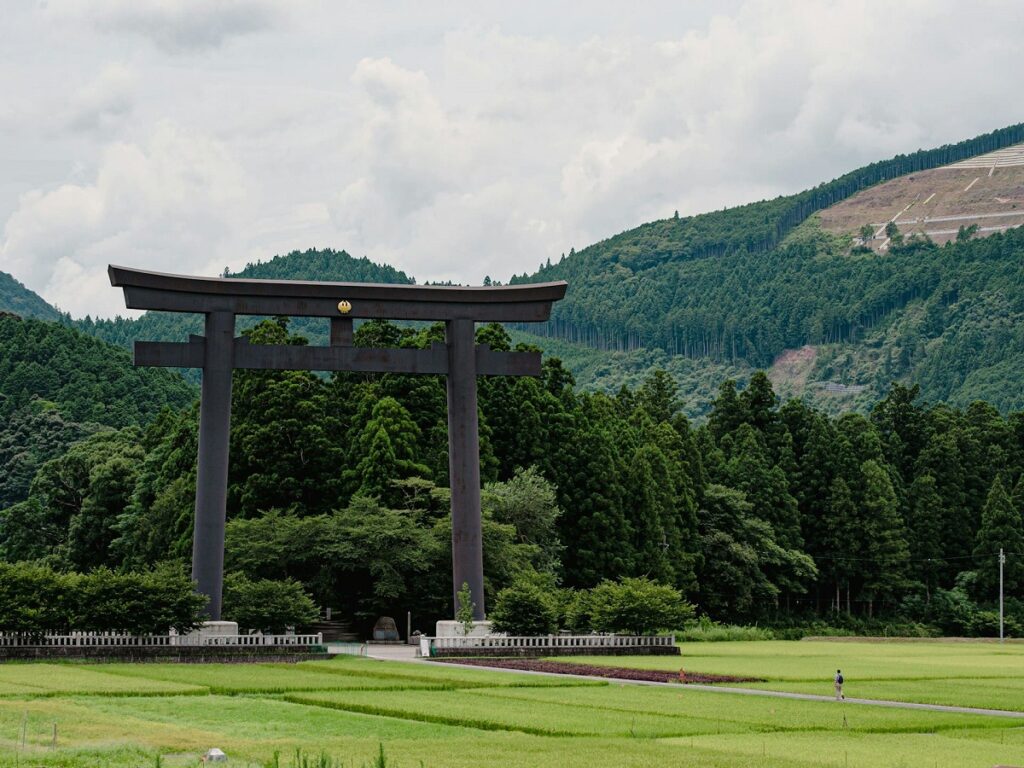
xmin=557 ymin=639 xmax=1024 ymax=711
xmin=0 ymin=640 xmax=1020 ymax=767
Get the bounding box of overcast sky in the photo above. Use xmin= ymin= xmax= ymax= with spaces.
xmin=2 ymin=0 xmax=1023 ymax=318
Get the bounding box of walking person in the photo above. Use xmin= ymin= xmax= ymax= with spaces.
xmin=834 ymin=669 xmax=844 ymax=700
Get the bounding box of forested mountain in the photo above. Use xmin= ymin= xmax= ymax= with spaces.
xmin=515 ymin=220 xmax=1024 ymax=413
xmin=0 ymin=270 xmax=61 ymax=322
xmin=0 ymin=315 xmax=195 ymax=506
xmin=513 ymin=123 xmax=1024 ymax=356
xmin=509 ymin=124 xmax=1024 ymax=412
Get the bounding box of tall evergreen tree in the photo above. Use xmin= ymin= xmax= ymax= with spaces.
xmin=230 ymin=319 xmax=345 ymax=517
xmin=625 ymin=443 xmax=675 ymax=585
xmin=557 ymin=424 xmax=633 ymax=587
xmin=348 ymin=397 xmax=430 ymax=507
xmin=871 ymin=383 xmax=926 ymax=483
xmin=708 ymin=380 xmax=746 ymax=442
xmin=821 ymin=477 xmax=858 ymax=613
xmin=859 ymin=459 xmax=911 ymax=616
xmin=973 ymin=476 xmax=1024 ymax=598
xmin=915 ymin=429 xmax=968 ymax=578
xmin=907 ymin=473 xmax=944 ymax=600
xmin=636 ymin=369 xmax=680 ymax=424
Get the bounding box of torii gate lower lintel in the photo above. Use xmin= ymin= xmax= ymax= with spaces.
xmin=109 ymin=265 xmax=567 ymax=621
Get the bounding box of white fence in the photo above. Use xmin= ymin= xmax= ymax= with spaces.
xmin=421 ymin=634 xmax=675 ymax=656
xmin=0 ymin=632 xmax=323 ymax=648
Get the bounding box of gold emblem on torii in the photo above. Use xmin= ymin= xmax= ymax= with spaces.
xmin=337 ymin=300 xmax=352 ymax=314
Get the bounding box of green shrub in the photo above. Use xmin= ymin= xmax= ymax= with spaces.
xmin=587 ymin=577 xmax=693 ymax=635
xmin=558 ymin=588 xmax=591 ymax=634
xmin=898 ymin=583 xmax=1022 ymax=637
xmin=489 ymin=577 xmax=558 ymax=635
xmin=0 ymin=561 xmax=66 ymax=633
xmin=222 ymin=572 xmax=319 ymax=633
xmin=69 ymin=565 xmax=207 ymax=633
xmin=966 ymin=610 xmax=1022 ymax=638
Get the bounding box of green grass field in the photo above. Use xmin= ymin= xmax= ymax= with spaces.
xmin=0 ymin=646 xmax=1020 ymax=767
xmin=555 ymin=639 xmax=1024 ymax=712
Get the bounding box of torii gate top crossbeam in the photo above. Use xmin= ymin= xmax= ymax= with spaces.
xmin=108 ymin=266 xmax=567 ymax=322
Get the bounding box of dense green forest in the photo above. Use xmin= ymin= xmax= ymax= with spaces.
xmin=0 ymin=315 xmax=195 ymax=506
xmin=0 ymin=270 xmax=62 ymax=322
xmin=2 ymin=316 xmax=1021 ymax=635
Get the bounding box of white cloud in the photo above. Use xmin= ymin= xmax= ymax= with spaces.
xmin=1 ymin=123 xmax=249 ymax=317
xmin=64 ymin=64 xmax=137 ymax=134
xmin=45 ymin=0 xmax=285 ymax=53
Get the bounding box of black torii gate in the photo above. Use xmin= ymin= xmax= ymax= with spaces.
xmin=109 ymin=265 xmax=566 ymax=621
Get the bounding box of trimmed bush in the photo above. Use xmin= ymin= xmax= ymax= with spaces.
xmin=489 ymin=578 xmax=559 ymax=636
xmin=222 ymin=572 xmax=319 ymax=633
xmin=587 ymin=577 xmax=693 ymax=635
xmin=0 ymin=562 xmax=66 ymax=633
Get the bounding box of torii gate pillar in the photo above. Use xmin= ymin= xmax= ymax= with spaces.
xmin=192 ymin=310 xmax=235 ymax=620
xmin=446 ymin=318 xmax=485 ymax=620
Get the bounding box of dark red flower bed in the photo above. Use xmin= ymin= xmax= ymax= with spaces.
xmin=435 ymin=657 xmax=762 ymax=684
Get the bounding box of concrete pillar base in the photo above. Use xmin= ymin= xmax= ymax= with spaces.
xmin=435 ymin=620 xmax=493 ymax=638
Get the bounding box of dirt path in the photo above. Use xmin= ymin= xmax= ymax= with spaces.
xmin=427 ymin=660 xmax=1024 ymax=719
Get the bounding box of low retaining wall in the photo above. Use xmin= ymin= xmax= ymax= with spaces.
xmin=0 ymin=645 xmax=329 ymax=663
xmin=427 ymin=645 xmax=679 ymax=658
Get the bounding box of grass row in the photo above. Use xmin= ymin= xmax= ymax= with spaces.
xmin=0 ymin=658 xmax=602 ymax=697
xmin=287 ymin=684 xmax=1017 ymax=738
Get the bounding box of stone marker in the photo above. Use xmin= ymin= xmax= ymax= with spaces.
xmin=373 ymin=616 xmax=400 ymax=641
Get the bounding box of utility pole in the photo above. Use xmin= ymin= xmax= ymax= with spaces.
xmin=999 ymin=548 xmax=1006 ymax=644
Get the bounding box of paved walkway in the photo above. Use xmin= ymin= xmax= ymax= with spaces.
xmin=406 ymin=659 xmax=1024 ymax=720
xmin=363 ymin=643 xmax=420 ymax=661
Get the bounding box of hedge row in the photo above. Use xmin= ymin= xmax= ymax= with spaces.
xmin=0 ymin=562 xmax=205 ymax=634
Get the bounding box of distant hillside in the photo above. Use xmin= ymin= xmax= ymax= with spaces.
xmin=513 ymin=123 xmax=1024 ymax=357
xmin=0 ymin=271 xmax=61 ymax=322
xmin=75 ymin=248 xmax=414 ymax=349
xmin=0 ymin=315 xmax=195 ymax=506
xmin=0 ymin=315 xmax=194 ymax=427
xmin=504 ymin=124 xmax=1024 ymax=412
